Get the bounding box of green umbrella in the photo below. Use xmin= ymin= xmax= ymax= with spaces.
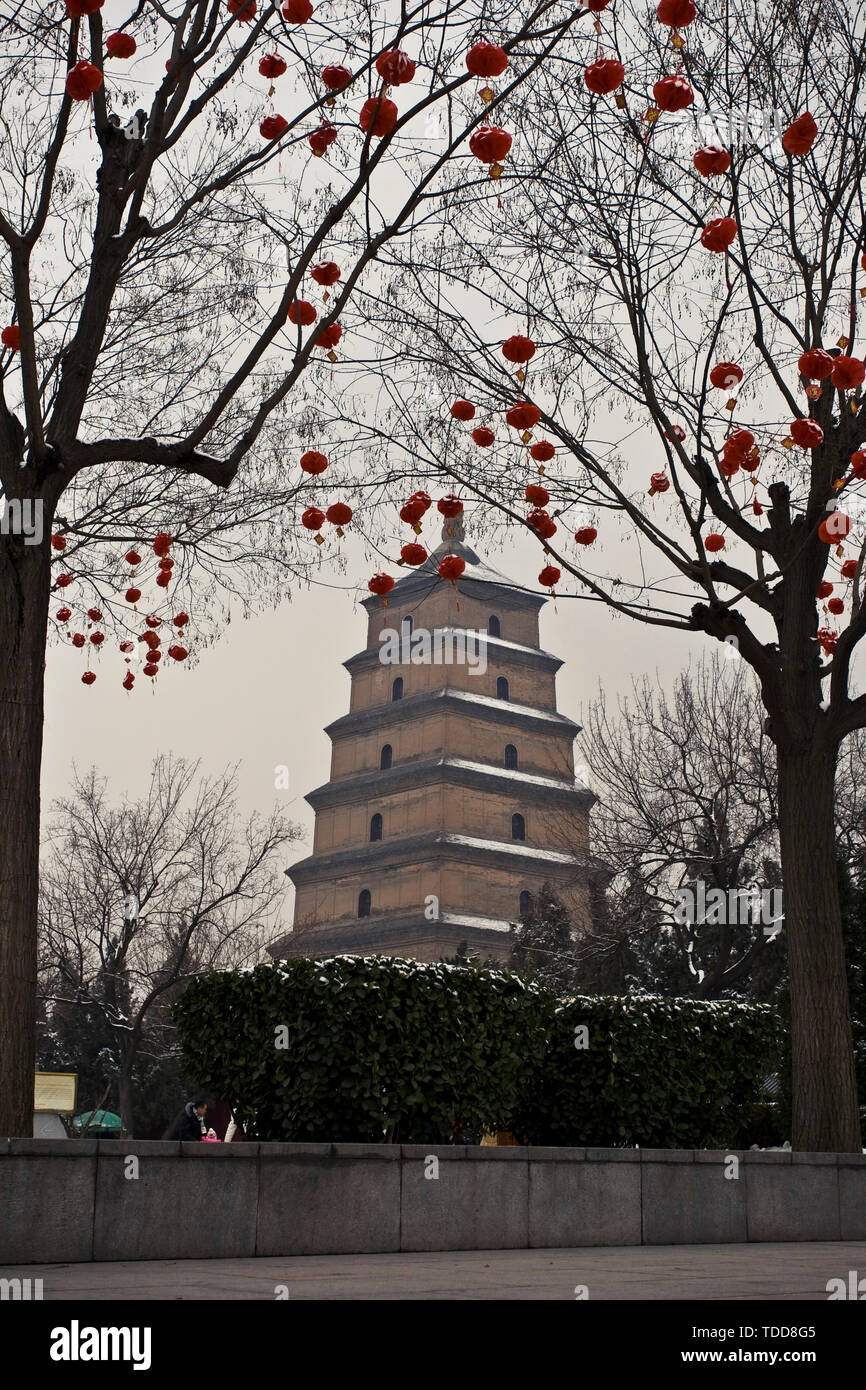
xmin=72 ymin=1109 xmax=122 ymax=1136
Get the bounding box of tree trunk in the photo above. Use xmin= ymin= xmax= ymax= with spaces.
xmin=777 ymin=743 xmax=861 ymax=1152
xmin=0 ymin=528 xmax=52 ymax=1137
xmin=117 ymin=1065 xmax=135 ymax=1140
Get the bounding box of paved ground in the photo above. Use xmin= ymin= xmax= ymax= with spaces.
xmin=5 ymin=1242 xmax=865 ymax=1300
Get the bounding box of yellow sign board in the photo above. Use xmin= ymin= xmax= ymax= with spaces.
xmin=34 ymin=1071 xmax=78 ymax=1115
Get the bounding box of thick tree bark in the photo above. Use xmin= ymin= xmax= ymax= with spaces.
xmin=777 ymin=743 xmax=861 ymax=1152
xmin=0 ymin=526 xmax=52 ymax=1137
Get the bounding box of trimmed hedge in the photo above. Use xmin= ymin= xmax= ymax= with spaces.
xmin=173 ymin=957 xmax=782 ymax=1147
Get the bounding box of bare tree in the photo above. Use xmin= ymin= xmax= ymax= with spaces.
xmin=342 ymin=0 xmax=866 ymax=1149
xmin=37 ymin=754 xmax=298 ymax=1133
xmin=0 ymin=0 xmax=588 ymax=1133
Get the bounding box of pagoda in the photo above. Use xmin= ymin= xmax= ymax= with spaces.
xmin=269 ymin=517 xmax=603 ymax=963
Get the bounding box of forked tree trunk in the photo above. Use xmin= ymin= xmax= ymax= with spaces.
xmin=0 ymin=527 xmax=52 ymax=1137
xmin=777 ymin=742 xmax=861 ymax=1152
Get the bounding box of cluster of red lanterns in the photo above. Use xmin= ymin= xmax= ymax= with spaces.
xmin=719 ymin=427 xmax=759 ymax=478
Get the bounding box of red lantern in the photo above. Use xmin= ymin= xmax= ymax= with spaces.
xmin=259 ymin=54 xmax=288 ymax=80
xmin=400 ymin=498 xmax=427 ymax=525
xmin=817 ymin=627 xmax=837 ymax=654
xmin=122 ymin=671 xmax=135 ymax=690
xmin=469 ymin=125 xmax=512 ymax=165
xmin=143 ymin=662 xmax=159 ymax=677
xmin=818 ymin=512 xmax=851 ymax=543
xmin=376 ymin=50 xmax=415 ymax=85
xmin=438 ymin=554 xmax=465 ymax=583
xmin=125 ymin=587 xmax=141 ymax=603
xmin=653 ymin=74 xmax=694 ymax=112
xmin=438 ymin=495 xmax=463 ymax=518
xmin=830 ymin=355 xmax=866 ymax=391
xmin=90 ymin=632 xmax=105 ymax=646
xmin=583 ymin=59 xmax=625 ymax=96
xmin=56 ymin=607 xmax=72 ymax=622
xmin=816 ymin=580 xmax=834 ymax=599
xmin=360 ymin=96 xmax=399 ymax=137
xmin=705 ymin=533 xmax=725 ymax=552
xmin=466 ymin=42 xmax=508 ymax=78
xmin=719 ymin=454 xmax=740 ymax=479
xmin=527 ymin=507 xmax=554 ymax=535
xmin=153 ymin=532 xmax=172 ymax=556
xmin=87 ymin=607 xmax=103 ymax=622
xmin=506 ymin=401 xmax=542 ymax=430
xmin=56 ymin=573 xmax=73 ymax=588
xmin=530 ymin=439 xmax=555 ymax=462
xmin=311 ymin=261 xmax=341 ymax=287
xmin=798 ymin=348 xmax=834 ymax=380
xmin=321 ymin=65 xmax=352 ymax=90
xmin=740 ymin=451 xmax=760 ymax=473
xmin=701 ymin=217 xmax=737 ymax=253
xmin=693 ymin=146 xmax=730 ymax=177
xmin=574 ymin=526 xmax=597 ymax=545
xmin=451 ymin=399 xmax=475 ymax=420
xmin=584 ymin=0 xmax=613 ymax=8
xmin=401 ymin=543 xmax=427 ymax=566
xmin=168 ymin=645 xmax=189 ymax=661
xmin=156 ymin=571 xmax=172 ymax=588
xmin=65 ymin=61 xmax=103 ymax=102
xmin=1 ymin=325 xmax=20 ymax=351
xmin=145 ymin=614 xmax=161 ymax=628
xmin=841 ymin=559 xmax=858 ymax=579
xmin=525 ymin=483 xmax=550 ymax=506
xmin=539 ymin=565 xmax=560 ymax=588
xmin=502 ymin=334 xmax=536 ymax=364
xmin=709 ymin=360 xmax=743 ymax=389
xmin=472 ymin=426 xmax=495 ymax=447
xmin=106 ymin=32 xmax=136 ymax=59
xmin=301 ymin=506 xmax=325 ymax=530
xmin=724 ymin=428 xmax=755 ymax=456
xmin=283 ymin=0 xmax=313 ymax=19
xmin=850 ymin=449 xmax=866 ymax=479
xmin=300 ymin=450 xmax=328 ymax=475
xmin=315 ymin=322 xmax=342 ymax=351
xmin=228 ymin=0 xmax=257 ymax=20
xmin=125 ymin=549 xmax=141 ymax=565
xmin=260 ymin=114 xmax=289 ymax=141
xmin=51 ymin=534 xmax=67 ymax=551
xmin=325 ymin=502 xmax=353 ymax=526
xmin=665 ymin=424 xmax=686 ymax=442
xmin=828 ymin=597 xmax=844 ymax=615
xmin=72 ymin=633 xmax=86 ymax=649
xmin=65 ymin=0 xmax=104 ymax=15
xmin=288 ymin=299 xmax=317 ymax=326
xmin=789 ymin=417 xmax=824 ymax=449
xmin=142 ymin=631 xmax=161 ymax=650
xmin=368 ymin=572 xmax=395 ymax=596
xmin=782 ymin=112 xmax=817 ymax=156
xmin=410 ymin=490 xmax=432 ymax=511
xmin=308 ymin=124 xmax=338 ymax=156
xmin=648 ymin=471 xmax=670 ymax=495
xmin=657 ymin=0 xmax=697 ymax=25
xmin=81 ymin=671 xmax=97 ymax=685
xmin=173 ymin=612 xmax=190 ymax=627
xmin=159 ymin=556 xmax=174 ymax=571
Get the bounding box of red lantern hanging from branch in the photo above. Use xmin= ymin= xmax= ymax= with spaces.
xmin=259 ymin=53 xmax=288 ymax=80
xmin=72 ymin=633 xmax=86 ymax=648
xmin=315 ymin=322 xmax=342 ymax=354
xmin=502 ymin=334 xmax=536 ymax=364
xmin=1 ymin=325 xmax=20 ymax=351
xmin=311 ymin=261 xmax=341 ymax=287
xmin=368 ymin=572 xmax=395 ymax=596
xmin=81 ymin=671 xmax=97 ymax=686
xmin=530 ymin=439 xmax=555 ymax=462
xmin=325 ymin=502 xmax=353 ymax=527
xmin=451 ymin=399 xmax=475 ymax=420
xmin=105 ymin=32 xmax=136 ymax=59
xmin=583 ymin=58 xmax=625 ymax=96
xmin=709 ymin=361 xmax=743 ymax=389
xmin=648 ymin=471 xmax=670 ymax=495
xmin=574 ymin=526 xmax=598 ymax=545
xmin=168 ymin=645 xmax=189 ymax=661
xmin=798 ymin=348 xmax=834 ymax=379
xmin=153 ymin=532 xmax=172 ymax=557
xmin=308 ymin=124 xmax=338 ymax=156
xmin=227 ymin=0 xmax=257 ymax=21
xmin=360 ymin=96 xmax=399 ymax=137
xmin=830 ymin=355 xmax=866 ymax=390
xmin=538 ymin=565 xmax=560 ymax=588
xmin=321 ymin=65 xmax=352 ymax=91
xmin=789 ymin=417 xmax=824 ymax=448
xmin=125 ymin=549 xmax=141 ymax=566
xmin=438 ymin=554 xmax=466 ymax=583
xmin=410 ymin=490 xmax=432 ymax=512
xmin=301 ymin=506 xmax=326 ymax=530
xmin=469 ymin=124 xmax=512 ymax=176
xmin=401 ymin=543 xmax=427 ymax=566
xmin=260 ymin=114 xmax=289 ymax=141
xmin=56 ymin=573 xmax=73 ymax=588
xmin=701 ymin=217 xmax=737 ymax=252
xmin=693 ymin=146 xmax=730 ymax=176
xmin=376 ymin=50 xmax=416 ymax=85
xmin=525 ymin=483 xmax=550 ymax=506
xmin=782 ymin=112 xmax=817 ymax=156
xmin=173 ymin=612 xmax=190 ymax=628
xmin=125 ymin=587 xmax=141 ymax=603
xmin=437 ymin=495 xmax=464 ymax=518
xmin=282 ymin=0 xmax=313 ymax=19
xmin=506 ymin=401 xmax=542 ymax=431
xmin=841 ymin=559 xmax=859 ymax=578
xmin=819 ymin=512 xmax=851 ymax=544
xmin=472 ymin=426 xmax=495 ymax=447
xmin=828 ymin=597 xmax=844 ymax=615
xmin=400 ymin=498 xmax=427 ymax=526
xmin=288 ymin=299 xmax=317 ymax=326
xmin=56 ymin=607 xmax=72 ymax=623
xmin=65 ymin=0 xmax=104 ymax=15
xmin=466 ymin=41 xmax=508 ymax=78
xmin=653 ymin=74 xmax=694 ymax=112
xmin=850 ymin=450 xmax=866 ymax=479
xmin=704 ymin=533 xmax=725 ymax=552
xmin=65 ymin=61 xmax=103 ymax=102
xmin=657 ymin=0 xmax=697 ymax=25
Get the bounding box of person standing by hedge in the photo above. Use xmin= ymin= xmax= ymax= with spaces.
xmin=167 ymin=1095 xmax=209 ymax=1141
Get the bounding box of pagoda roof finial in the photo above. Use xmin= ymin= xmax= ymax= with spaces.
xmin=441 ymin=511 xmax=465 ymax=546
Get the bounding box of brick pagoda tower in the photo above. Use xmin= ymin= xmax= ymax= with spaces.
xmin=269 ymin=517 xmax=602 ymax=963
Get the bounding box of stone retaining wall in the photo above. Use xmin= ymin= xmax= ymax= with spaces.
xmin=1 ymin=1139 xmax=864 ymax=1263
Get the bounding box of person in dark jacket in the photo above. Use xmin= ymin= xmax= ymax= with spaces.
xmin=169 ymin=1095 xmax=209 ymax=1142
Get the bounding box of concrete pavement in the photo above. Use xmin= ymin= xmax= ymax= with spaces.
xmin=4 ymin=1242 xmax=865 ymax=1300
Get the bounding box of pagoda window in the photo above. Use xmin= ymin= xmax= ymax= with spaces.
xmin=488 ymin=615 xmax=501 ymax=637
xmin=370 ymin=813 xmax=383 ymax=842
xmin=512 ymin=812 xmax=526 ymax=841
xmin=505 ymin=744 xmax=518 ymax=770
xmin=519 ymin=890 xmax=533 ymax=915
xmin=380 ymin=744 xmax=393 ymax=770
xmin=358 ymin=889 xmax=371 ymax=917
xmin=497 ymin=676 xmax=509 ymax=700
xmin=392 ymin=677 xmax=403 ymax=701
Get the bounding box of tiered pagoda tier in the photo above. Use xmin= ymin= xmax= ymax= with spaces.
xmin=269 ymin=519 xmax=604 ymax=963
